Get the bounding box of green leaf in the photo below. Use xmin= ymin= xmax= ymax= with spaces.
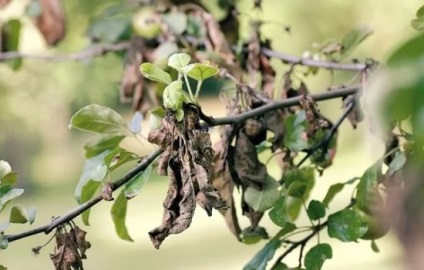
xmin=243 ymin=239 xmax=281 ymax=270
xmin=80 ymin=180 xmax=101 ymax=226
xmin=111 ymin=192 xmax=133 ymax=241
xmin=0 ymin=161 xmax=12 ymax=180
xmin=124 ymin=164 xmax=153 ymax=199
xmin=307 ymin=200 xmax=326 ymax=220
xmin=74 ymin=152 xmax=108 ymax=203
xmin=274 ymin=223 xmax=297 ymax=239
xmin=0 ymin=187 xmax=24 ymax=213
xmin=0 ymin=234 xmax=8 ymax=250
xmin=284 ymin=111 xmax=308 ymax=152
xmin=140 ymin=63 xmax=172 ymax=85
xmin=371 ymin=240 xmax=380 ymax=253
xmin=387 ymin=151 xmax=406 ymax=175
xmin=168 ymin=53 xmax=191 ymax=70
xmin=2 ymin=19 xmax=22 ymax=70
xmin=163 ymin=81 xmax=185 ymax=111
xmin=327 ymin=209 xmax=368 ymax=242
xmin=84 ymin=135 xmax=125 ymax=159
xmin=322 ymin=178 xmax=358 ymax=208
xmin=175 ymin=108 xmax=185 ymax=122
xmin=269 ymin=197 xmax=290 ymax=226
xmin=340 ymin=25 xmax=373 ymax=58
xmin=161 ymin=12 xmax=187 ymax=35
xmin=244 ymin=176 xmax=280 ymax=212
xmin=356 ymin=162 xmax=381 ymax=214
xmin=304 ymin=243 xmax=332 ymax=270
xmin=387 ymin=33 xmax=424 ymax=66
xmin=0 ymin=173 xmax=17 ymax=187
xmin=87 ymin=17 xmax=131 ymax=43
xmin=411 ymin=5 xmax=424 ymax=31
xmin=242 ymin=226 xmax=269 ymax=245
xmin=70 ymin=104 xmax=128 ymax=135
xmin=106 ymin=148 xmax=138 ymax=171
xmin=288 ymin=181 xmax=307 ymax=198
xmin=182 ymin=63 xmax=219 ymax=81
xmin=272 ymin=263 xmax=289 ymax=270
xmin=9 ymin=205 xmax=36 ymax=224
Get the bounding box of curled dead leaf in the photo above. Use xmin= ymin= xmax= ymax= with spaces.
xmin=36 ymin=0 xmax=66 ymax=45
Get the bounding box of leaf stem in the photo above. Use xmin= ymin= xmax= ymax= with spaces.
xmin=183 ymin=74 xmax=195 ymax=101
xmin=194 ymin=79 xmax=203 ymax=103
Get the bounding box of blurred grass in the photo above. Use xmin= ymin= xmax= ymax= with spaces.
xmin=0 ymin=0 xmax=422 ymax=269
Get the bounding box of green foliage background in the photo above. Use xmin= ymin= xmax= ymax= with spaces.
xmin=0 ymin=0 xmax=421 ymax=269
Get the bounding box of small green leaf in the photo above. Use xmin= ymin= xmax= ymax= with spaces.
xmin=356 ymin=162 xmax=381 ymax=214
xmin=75 ymin=152 xmax=108 ymax=203
xmin=70 ymin=104 xmax=129 ymax=135
xmin=182 ymin=63 xmax=219 ymax=81
xmin=105 ymin=148 xmax=138 ymax=171
xmin=411 ymin=5 xmax=424 ymax=31
xmin=327 ymin=209 xmax=368 ymax=242
xmin=272 ymin=263 xmax=289 ymax=270
xmin=0 ymin=187 xmax=24 ymax=213
xmin=371 ymin=240 xmax=380 ymax=253
xmin=274 ymin=223 xmax=297 ymax=239
xmin=168 ymin=53 xmax=191 ymax=70
xmin=111 ymin=192 xmax=133 ymax=241
xmin=0 ymin=173 xmax=17 ymax=187
xmin=140 ymin=63 xmax=172 ymax=85
xmin=304 ymin=243 xmax=332 ymax=270
xmin=161 ymin=12 xmax=187 ymax=35
xmin=284 ymin=111 xmax=308 ymax=152
xmin=87 ymin=17 xmax=131 ymax=43
xmin=387 ymin=151 xmax=406 ymax=175
xmin=244 ymin=176 xmax=280 ymax=212
xmin=340 ymin=25 xmax=373 ymax=58
xmin=243 ymin=239 xmax=281 ymax=270
xmin=163 ymin=81 xmax=185 ymax=111
xmin=0 ymin=234 xmax=8 ymax=250
xmin=269 ymin=197 xmax=290 ymax=226
xmin=0 ymin=161 xmax=12 ymax=180
xmin=242 ymin=226 xmax=269 ymax=245
xmin=307 ymin=200 xmax=326 ymax=220
xmin=175 ymin=108 xmax=185 ymax=122
xmin=2 ymin=19 xmax=22 ymax=70
xmin=322 ymin=183 xmax=344 ymax=208
xmin=9 ymin=205 xmax=30 ymax=224
xmin=80 ymin=180 xmax=101 ymax=226
xmin=124 ymin=164 xmax=153 ymax=199
xmin=84 ymin=135 xmax=125 ymax=159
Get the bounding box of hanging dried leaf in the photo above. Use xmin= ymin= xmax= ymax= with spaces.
xmin=234 ymin=131 xmax=267 ymax=188
xmin=264 ymin=109 xmax=285 ymax=152
xmin=71 ymin=226 xmax=91 ymax=259
xmin=343 ymin=95 xmax=364 ymax=129
xmin=300 ymin=94 xmax=330 ymax=137
xmin=36 ymin=0 xmax=66 ymax=45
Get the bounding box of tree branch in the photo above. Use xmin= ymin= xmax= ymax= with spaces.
xmin=4 ymin=85 xmax=360 ymax=244
xmin=0 ymin=42 xmax=131 ymax=62
xmin=5 ymin=148 xmax=163 ymax=242
xmin=261 ymin=47 xmax=367 ymax=71
xmin=210 ymin=85 xmax=359 ymax=126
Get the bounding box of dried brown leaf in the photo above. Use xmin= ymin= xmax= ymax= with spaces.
xmin=71 ymin=226 xmax=91 ymax=259
xmin=264 ymin=109 xmax=285 ymax=152
xmin=50 ymin=232 xmax=83 ymax=270
xmin=36 ymin=0 xmax=66 ymax=45
xmin=343 ymin=95 xmax=364 ymax=129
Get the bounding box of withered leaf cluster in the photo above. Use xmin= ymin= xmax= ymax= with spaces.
xmin=50 ymin=225 xmax=91 ymax=270
xmin=147 ymin=105 xmax=227 ymax=248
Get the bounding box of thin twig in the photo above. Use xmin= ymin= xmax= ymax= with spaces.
xmin=0 ymin=42 xmax=131 ymax=62
xmin=210 ymin=85 xmax=359 ymax=126
xmin=5 ymin=148 xmax=163 ymax=242
xmin=260 ymin=47 xmax=367 ymax=71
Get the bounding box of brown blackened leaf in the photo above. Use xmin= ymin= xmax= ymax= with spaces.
xmin=343 ymin=95 xmax=364 ymax=129
xmin=71 ymin=226 xmax=91 ymax=259
xmin=36 ymin=0 xmax=66 ymax=45
xmin=149 ymin=158 xmax=196 ymax=249
xmin=50 ymin=231 xmax=83 ymax=270
xmin=234 ymin=131 xmax=267 ymax=188
xmin=147 ymin=118 xmax=175 ymax=150
xmin=300 ymin=94 xmax=330 ymax=137
xmin=264 ymin=109 xmax=285 ymax=152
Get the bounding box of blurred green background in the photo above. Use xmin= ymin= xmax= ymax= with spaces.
xmin=0 ymin=0 xmax=421 ymax=269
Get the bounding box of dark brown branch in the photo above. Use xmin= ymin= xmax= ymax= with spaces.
xmin=210 ymin=85 xmax=360 ymax=126
xmin=0 ymin=42 xmax=131 ymax=62
xmin=5 ymin=148 xmax=163 ymax=242
xmin=261 ymin=47 xmax=367 ymax=71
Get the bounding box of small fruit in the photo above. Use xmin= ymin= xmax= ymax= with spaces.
xmin=132 ymin=8 xmax=161 ymax=39
xmin=356 ymin=209 xmax=390 ymax=240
